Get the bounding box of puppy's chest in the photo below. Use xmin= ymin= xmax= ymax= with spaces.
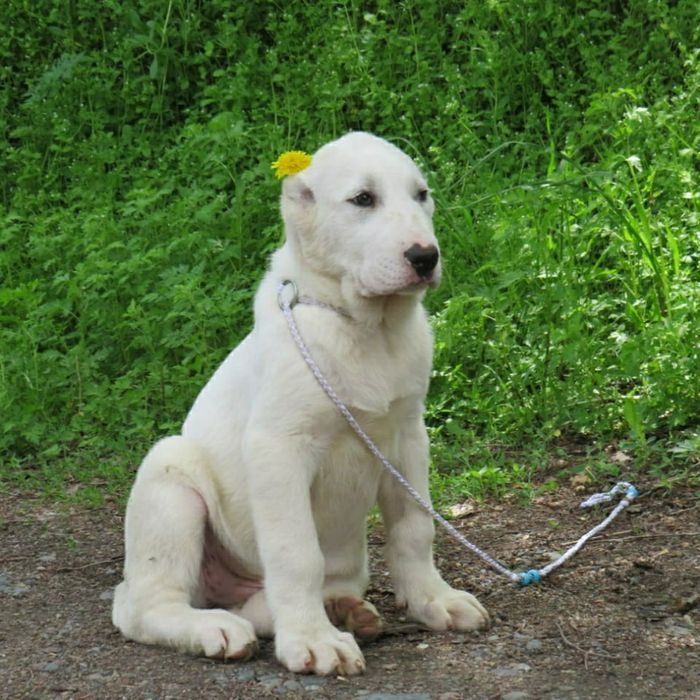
xmin=334 ymin=332 xmax=430 ymax=417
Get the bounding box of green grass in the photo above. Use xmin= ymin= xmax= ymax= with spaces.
xmin=1 ymin=1 xmax=699 ymax=505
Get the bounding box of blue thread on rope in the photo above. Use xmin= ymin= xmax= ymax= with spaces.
xmin=518 ymin=569 xmax=543 ymax=586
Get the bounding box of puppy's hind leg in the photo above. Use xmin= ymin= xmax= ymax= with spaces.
xmin=112 ymin=437 xmax=257 ymax=659
xmin=325 ymin=596 xmax=384 ymax=643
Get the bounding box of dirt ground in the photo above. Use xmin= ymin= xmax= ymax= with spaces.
xmin=1 ymin=480 xmax=698 ymax=700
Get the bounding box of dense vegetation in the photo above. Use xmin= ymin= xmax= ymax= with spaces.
xmin=1 ymin=1 xmax=698 ymax=502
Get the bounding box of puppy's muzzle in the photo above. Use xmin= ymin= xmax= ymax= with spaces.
xmin=404 ymin=244 xmax=440 ymax=279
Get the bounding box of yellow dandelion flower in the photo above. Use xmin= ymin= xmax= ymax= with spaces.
xmin=271 ymin=150 xmax=312 ymax=179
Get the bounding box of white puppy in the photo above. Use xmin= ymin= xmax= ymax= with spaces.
xmin=112 ymin=132 xmax=489 ymax=676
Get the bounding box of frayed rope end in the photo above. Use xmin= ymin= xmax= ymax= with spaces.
xmin=580 ymin=481 xmax=639 ymax=509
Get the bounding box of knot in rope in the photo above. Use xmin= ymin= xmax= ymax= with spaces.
xmin=518 ymin=569 xmax=543 ymax=586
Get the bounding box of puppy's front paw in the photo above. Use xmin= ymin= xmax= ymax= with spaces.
xmin=408 ymin=587 xmax=490 ymax=632
xmin=275 ymin=623 xmax=366 ymax=676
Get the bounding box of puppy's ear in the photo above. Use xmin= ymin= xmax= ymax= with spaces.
xmin=280 ymin=174 xmax=316 ymax=242
xmin=282 ymin=174 xmax=315 ymax=206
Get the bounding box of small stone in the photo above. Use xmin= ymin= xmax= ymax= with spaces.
xmin=258 ymin=675 xmax=283 ymax=690
xmin=56 ymin=620 xmax=76 ymax=637
xmin=570 ymin=473 xmax=591 ymax=487
xmin=365 ymin=695 xmax=431 ymax=700
xmin=671 ymin=593 xmax=700 ymax=614
xmin=448 ymin=501 xmax=476 ymax=518
xmin=471 ymin=646 xmax=492 ymax=659
xmin=9 ymin=582 xmax=28 ymax=596
xmin=275 ymin=679 xmax=302 ymax=694
xmin=208 ymin=672 xmax=229 ymax=685
xmin=525 ymin=639 xmax=543 ymax=653
xmin=668 ymin=615 xmax=695 ymax=630
xmin=494 ymin=663 xmax=532 ymax=678
xmin=610 ymin=450 xmax=632 ymax=464
xmin=300 ymin=675 xmax=326 ymax=688
xmin=85 ymin=673 xmax=108 ymax=683
xmin=0 ymin=573 xmax=29 ymax=597
xmin=99 ymin=589 xmax=114 ymax=601
xmin=235 ymin=668 xmax=256 ymax=682
xmin=502 ymin=692 xmax=531 ymax=700
xmin=513 ymin=631 xmax=532 ymax=643
xmin=39 ymin=552 xmax=57 ymax=563
xmin=40 ymin=661 xmax=62 ymax=673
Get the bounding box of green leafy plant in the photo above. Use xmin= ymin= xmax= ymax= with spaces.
xmin=1 ymin=1 xmax=698 ymax=502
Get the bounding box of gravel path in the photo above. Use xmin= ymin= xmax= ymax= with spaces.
xmin=1 ymin=483 xmax=698 ymax=699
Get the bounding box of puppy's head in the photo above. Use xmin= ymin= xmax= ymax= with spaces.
xmin=281 ymin=132 xmax=440 ymax=297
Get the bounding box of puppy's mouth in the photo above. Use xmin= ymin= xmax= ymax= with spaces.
xmin=357 ymin=273 xmax=440 ymax=298
xmin=408 ymin=263 xmax=442 ymax=289
xmin=354 ymin=256 xmax=442 ymax=298
xmin=404 ymin=276 xmax=436 ymax=290
xmin=397 ymin=274 xmax=440 ymax=294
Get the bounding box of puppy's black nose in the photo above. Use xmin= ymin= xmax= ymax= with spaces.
xmin=404 ymin=244 xmax=439 ymax=278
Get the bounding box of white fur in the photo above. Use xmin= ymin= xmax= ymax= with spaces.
xmin=112 ymin=132 xmax=489 ymax=675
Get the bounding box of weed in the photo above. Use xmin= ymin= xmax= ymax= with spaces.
xmin=1 ymin=1 xmax=698 ymax=500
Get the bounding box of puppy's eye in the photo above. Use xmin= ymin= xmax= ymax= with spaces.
xmin=416 ymin=189 xmax=429 ymax=203
xmin=349 ymin=191 xmax=375 ymax=207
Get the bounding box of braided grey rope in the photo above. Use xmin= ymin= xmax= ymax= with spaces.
xmin=277 ymin=280 xmax=639 ymax=586
xmin=278 ymin=281 xmax=519 ymax=583
xmin=536 ymin=483 xmax=638 ymax=578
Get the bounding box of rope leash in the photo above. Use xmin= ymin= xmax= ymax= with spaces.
xmin=277 ymin=281 xmax=639 ymax=586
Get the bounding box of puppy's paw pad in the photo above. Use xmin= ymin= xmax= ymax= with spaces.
xmin=325 ymin=596 xmax=385 ymax=641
